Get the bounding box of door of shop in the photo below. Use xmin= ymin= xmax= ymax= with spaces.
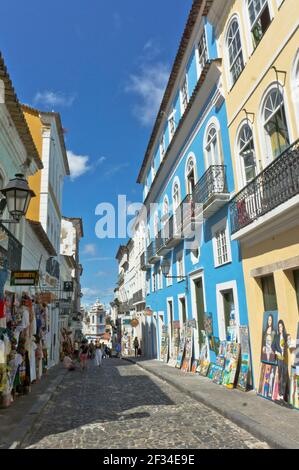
xmin=194 ymin=277 xmax=205 ymax=355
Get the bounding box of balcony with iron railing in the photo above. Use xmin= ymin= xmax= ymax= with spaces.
xmin=133 ymin=289 xmax=145 ymax=305
xmin=140 ymin=251 xmax=151 ymax=271
xmin=117 ymin=271 xmax=124 ymax=286
xmin=147 ymin=239 xmax=160 ymax=264
xmin=230 ymin=139 xmax=299 ymax=238
xmin=192 ymin=165 xmax=230 ymax=218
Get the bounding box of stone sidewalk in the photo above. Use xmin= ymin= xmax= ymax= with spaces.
xmin=124 ymin=357 xmax=299 ymax=449
xmin=0 ymin=364 xmax=67 ymax=449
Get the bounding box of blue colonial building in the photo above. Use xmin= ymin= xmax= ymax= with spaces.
xmin=137 ymin=0 xmax=249 ymax=363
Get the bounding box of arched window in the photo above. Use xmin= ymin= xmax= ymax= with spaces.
xmin=226 ymin=18 xmax=244 ymax=86
xmin=162 ymin=196 xmax=169 ymax=225
xmin=238 ymin=123 xmax=257 ymax=186
xmin=186 ymin=155 xmax=196 ymax=194
xmin=262 ymin=87 xmax=290 ymax=159
xmin=172 ymin=181 xmax=181 ymax=212
xmin=205 ymin=126 xmax=221 ymax=167
xmin=154 ymin=212 xmax=159 ymax=238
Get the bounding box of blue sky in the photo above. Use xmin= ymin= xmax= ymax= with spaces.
xmin=1 ymin=0 xmax=192 ymax=308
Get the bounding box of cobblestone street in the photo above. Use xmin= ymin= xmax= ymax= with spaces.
xmin=21 ymin=359 xmax=270 ymax=449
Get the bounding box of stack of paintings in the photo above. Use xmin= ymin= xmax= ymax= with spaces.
xmin=196 ymin=330 xmax=210 ymax=376
xmin=222 ymin=342 xmax=241 ymax=388
xmin=191 ymin=360 xmax=198 ymax=374
xmin=237 ymin=325 xmax=251 ymax=392
xmin=258 ymin=311 xmax=291 ymax=404
xmin=181 ymin=325 xmax=193 ymax=372
xmin=160 ymin=325 xmax=169 ymax=363
xmin=208 ymin=363 xmax=224 ymax=384
xmin=176 ymin=325 xmax=186 ymax=369
xmin=168 ymin=321 xmax=180 ymax=367
xmin=289 ymin=323 xmax=299 ymax=410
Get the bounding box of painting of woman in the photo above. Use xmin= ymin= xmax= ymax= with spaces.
xmin=261 ymin=313 xmax=276 ymax=364
xmin=271 ymin=320 xmax=289 ymax=402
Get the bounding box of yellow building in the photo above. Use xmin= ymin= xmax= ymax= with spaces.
xmin=208 ymin=0 xmax=299 ymax=387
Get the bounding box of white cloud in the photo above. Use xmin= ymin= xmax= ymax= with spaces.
xmin=33 ymin=90 xmax=76 ymax=108
xmin=82 ymin=244 xmax=97 ymax=256
xmin=83 ymin=257 xmax=113 ymax=262
xmin=126 ymin=62 xmax=169 ymax=127
xmin=67 ymin=150 xmax=91 ymax=181
xmin=104 ymin=162 xmax=130 ymax=177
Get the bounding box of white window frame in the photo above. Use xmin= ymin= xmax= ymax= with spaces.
xmin=151 ymin=159 xmax=156 ymax=182
xmin=216 ymin=280 xmax=240 ymax=341
xmin=185 ymin=152 xmax=197 ymax=196
xmin=245 ymin=0 xmax=273 ymax=54
xmin=176 ymin=251 xmax=185 ymax=282
xmin=291 ymin=49 xmax=299 ymax=135
xmin=178 ymin=293 xmax=188 ymax=331
xmin=168 ymin=110 xmax=176 ymax=142
xmin=226 ymin=16 xmax=245 ymax=88
xmin=236 ymin=121 xmax=257 ymax=188
xmin=211 ymin=217 xmax=232 ymax=268
xmin=180 ymin=73 xmax=189 ymax=115
xmin=160 ymin=134 xmax=166 ymax=161
xmin=195 ymin=26 xmax=208 ymax=79
xmin=203 ymin=117 xmax=222 ymax=169
xmin=259 ymin=83 xmax=292 ymax=166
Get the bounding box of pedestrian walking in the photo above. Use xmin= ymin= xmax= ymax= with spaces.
xmin=88 ymin=341 xmax=95 ymax=359
xmin=115 ymin=342 xmax=121 ymax=358
xmin=79 ymin=341 xmax=88 ymax=371
xmin=73 ymin=340 xmax=79 ymax=362
xmin=94 ymin=342 xmax=102 ymax=367
xmin=101 ymin=342 xmax=106 ymax=359
xmin=133 ymin=337 xmax=139 ymax=357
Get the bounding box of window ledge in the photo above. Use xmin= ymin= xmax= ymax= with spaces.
xmin=214 ymin=260 xmax=232 ymax=269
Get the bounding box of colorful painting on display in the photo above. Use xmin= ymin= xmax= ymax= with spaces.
xmin=289 ymin=367 xmax=299 ymax=410
xmin=176 ymin=325 xmax=186 ymax=369
xmin=168 ymin=322 xmax=180 ymax=367
xmin=261 ymin=311 xmax=278 ymax=364
xmin=237 ymin=325 xmax=251 ymax=392
xmin=209 ymin=336 xmax=220 ymax=355
xmin=208 ymin=362 xmax=225 ymax=383
xmin=222 ymin=342 xmax=240 ymax=388
xmin=181 ymin=326 xmax=193 ymax=372
xmin=191 ymin=360 xmax=198 ymax=374
xmin=197 ymin=331 xmax=210 ymax=376
xmin=227 ymin=325 xmax=238 ymax=343
xmin=160 ymin=325 xmax=169 ymax=363
xmin=216 ymin=341 xmax=226 ymax=368
xmin=258 ymin=363 xmax=277 ymax=400
xmin=203 ymin=312 xmax=213 ymax=337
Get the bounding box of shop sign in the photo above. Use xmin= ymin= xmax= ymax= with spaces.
xmin=122 ymin=319 xmax=132 ymax=325
xmin=63 ymin=281 xmax=73 ymax=292
xmin=37 ymin=292 xmax=56 ymax=304
xmin=46 ymin=257 xmax=60 ymax=280
xmin=10 ymin=270 xmax=39 ymax=286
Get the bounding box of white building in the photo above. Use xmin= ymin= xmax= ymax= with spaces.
xmin=83 ymin=299 xmax=107 ymax=343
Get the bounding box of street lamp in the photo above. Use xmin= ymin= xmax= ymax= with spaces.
xmin=0 ymin=174 xmax=35 ymax=223
xmin=161 ymin=259 xmax=189 ymax=291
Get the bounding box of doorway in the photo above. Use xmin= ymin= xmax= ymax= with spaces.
xmin=167 ymin=299 xmax=174 ymax=357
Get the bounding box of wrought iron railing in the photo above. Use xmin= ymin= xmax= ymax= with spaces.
xmin=192 ymin=165 xmax=228 ymax=206
xmin=230 ymin=139 xmax=299 ymax=234
xmin=147 ymin=240 xmax=157 ymax=260
xmin=117 ymin=272 xmax=124 ymax=285
xmin=133 ymin=289 xmax=144 ymax=304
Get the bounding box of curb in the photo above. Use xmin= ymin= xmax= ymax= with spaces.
xmin=7 ymin=369 xmax=67 ymax=449
xmin=124 ymin=358 xmax=299 ymax=450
